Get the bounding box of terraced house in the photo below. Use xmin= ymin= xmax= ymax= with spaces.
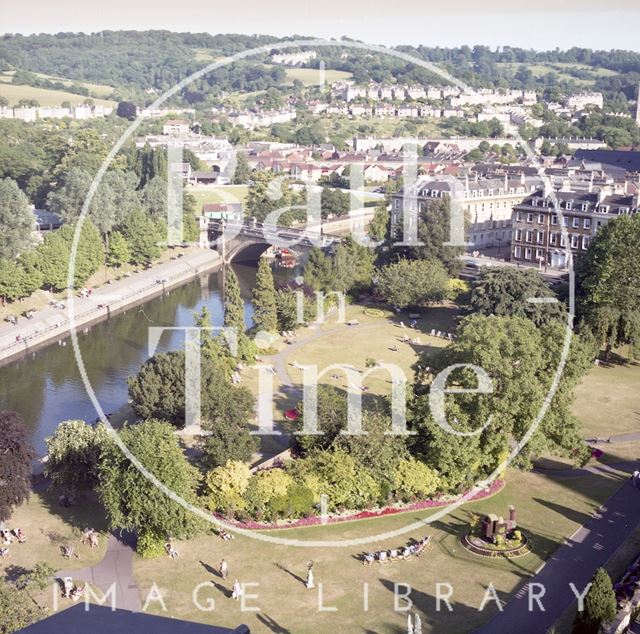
xmin=391 ymin=175 xmax=533 ymax=253
xmin=510 ymin=186 xmax=640 ymax=268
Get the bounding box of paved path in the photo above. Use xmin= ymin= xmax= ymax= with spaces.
xmin=475 ymin=478 xmax=640 ymax=634
xmin=57 ymin=532 xmax=140 ymax=612
xmin=0 ymin=249 xmax=219 ymax=363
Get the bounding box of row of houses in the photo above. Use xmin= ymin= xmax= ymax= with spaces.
xmin=332 ymin=82 xmax=537 ymax=105
xmin=0 ymin=104 xmax=114 ymax=122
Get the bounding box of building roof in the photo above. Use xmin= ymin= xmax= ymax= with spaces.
xmin=574 ymin=149 xmax=640 ymax=174
xmin=18 ymin=604 xmax=249 ymax=634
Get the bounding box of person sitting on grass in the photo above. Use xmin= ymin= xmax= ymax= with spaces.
xmin=14 ymin=528 xmax=26 ymax=543
xmin=70 ymin=584 xmax=87 ymax=602
xmin=363 ymin=553 xmax=374 ymax=566
xmin=0 ymin=548 xmax=9 ymax=559
xmin=165 ymin=542 xmax=179 ymax=558
xmin=1 ymin=530 xmax=13 ymax=545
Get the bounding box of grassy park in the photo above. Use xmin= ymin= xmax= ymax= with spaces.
xmin=2 ymin=302 xmax=640 ymax=632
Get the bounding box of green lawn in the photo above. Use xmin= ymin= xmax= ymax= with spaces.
xmin=495 ymin=62 xmax=617 ymax=87
xmin=284 ymin=67 xmax=353 ymax=86
xmin=187 ymin=185 xmax=249 ymax=213
xmin=0 ymin=79 xmax=116 ymax=107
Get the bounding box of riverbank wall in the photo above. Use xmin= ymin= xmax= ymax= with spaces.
xmin=0 ymin=249 xmax=222 ymax=367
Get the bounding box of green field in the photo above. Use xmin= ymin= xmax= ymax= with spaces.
xmin=0 ymin=77 xmax=116 ymax=108
xmin=187 ymin=185 xmax=249 ymax=212
xmin=496 ymin=61 xmax=618 ymax=87
xmin=284 ymin=66 xmax=353 ymax=86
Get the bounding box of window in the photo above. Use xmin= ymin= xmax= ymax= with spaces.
xmin=527 ymin=213 xmax=534 ymax=223
xmin=549 ymin=232 xmax=557 ymax=245
xmin=600 ymin=205 xmax=609 ymax=213
xmin=551 ymin=215 xmax=558 ymax=225
xmin=394 ymin=199 xmax=400 ymax=209
xmin=583 ymin=218 xmax=591 ymax=229
xmin=571 ymin=235 xmax=579 ymax=249
xmin=537 ymin=231 xmax=544 ymax=244
xmin=515 ymin=229 xmax=522 ymax=241
xmin=560 ymin=235 xmax=566 ymax=247
xmin=562 ymin=216 xmax=569 ymax=227
xmin=516 ymin=211 xmax=523 ymax=222
xmin=525 ymin=231 xmax=533 ymax=243
xmin=514 ymin=246 xmax=522 ymax=258
xmin=525 ymin=247 xmax=532 ymax=260
xmin=538 ymin=214 xmax=544 ymax=224
xmin=566 ymin=200 xmax=573 ymax=210
xmin=488 ymin=189 xmax=493 ymax=196
xmin=536 ymin=249 xmax=544 ymax=259
xmin=531 ymin=198 xmax=538 ymax=207
xmin=572 ymin=217 xmax=580 ymax=228
xmin=582 ymin=236 xmax=590 ymax=250
xmin=581 ymin=203 xmax=588 ymax=211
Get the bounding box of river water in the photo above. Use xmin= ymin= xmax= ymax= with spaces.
xmin=0 ymin=263 xmax=291 ymax=455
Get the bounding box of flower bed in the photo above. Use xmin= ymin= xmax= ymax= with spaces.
xmin=461 ymin=531 xmax=532 ymax=559
xmin=363 ymin=307 xmax=385 ymax=318
xmin=215 ymin=479 xmax=505 ymax=531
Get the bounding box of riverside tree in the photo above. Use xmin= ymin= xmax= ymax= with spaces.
xmin=0 ymin=177 xmax=36 ymax=259
xmin=0 ymin=411 xmax=35 ymax=523
xmin=252 ymin=258 xmax=278 ymax=332
xmin=96 ymin=419 xmax=202 ymax=551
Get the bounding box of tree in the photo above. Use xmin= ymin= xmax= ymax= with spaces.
xmin=0 ymin=412 xmax=35 ymax=523
xmin=205 ymin=460 xmax=252 ymax=514
xmin=368 ymin=201 xmax=390 ymax=243
xmin=106 ymin=230 xmax=131 ymax=268
xmin=470 ymin=267 xmax=565 ymax=326
xmin=44 ymin=420 xmax=104 ymax=494
xmin=116 ymin=101 xmax=137 ymax=120
xmin=96 ymin=419 xmax=202 ymax=547
xmin=577 ymin=214 xmax=640 ymax=359
xmin=572 ymin=568 xmax=616 ymax=634
xmin=393 ymin=457 xmax=440 ymax=501
xmin=411 ymin=315 xmax=594 ymax=488
xmin=128 ymin=350 xmax=254 ymax=431
xmin=0 ymin=178 xmax=35 ymax=259
xmin=233 ymin=152 xmax=251 ymax=184
xmin=0 ymin=579 xmax=43 ymax=633
xmin=244 ymin=468 xmax=294 ymax=519
xmin=0 ymin=259 xmax=42 ymax=304
xmin=376 ymin=258 xmax=449 ymax=309
xmin=246 ymin=170 xmax=292 ymax=223
xmin=119 ymin=209 xmax=163 ymax=265
xmin=336 ymin=411 xmax=409 ymax=496
xmin=201 ymin=418 xmax=259 ymax=470
xmin=392 ymin=198 xmax=464 ymax=274
xmin=320 ymin=187 xmax=349 ymax=219
xmin=252 ymin=258 xmax=278 ymax=332
xmin=295 ymin=385 xmax=349 ymax=454
xmin=18 ymin=562 xmax=56 ymax=608
xmin=223 ymin=268 xmax=255 ymax=361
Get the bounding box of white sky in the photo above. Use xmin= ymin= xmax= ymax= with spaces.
xmin=1 ymin=1 xmax=638 ymax=51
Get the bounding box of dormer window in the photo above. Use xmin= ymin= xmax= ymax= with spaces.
xmin=531 ymin=198 xmax=538 ymax=207
xmin=566 ymin=201 xmax=573 ymax=210
xmin=600 ymin=205 xmax=609 ymax=213
xmin=581 ymin=203 xmax=588 ymax=211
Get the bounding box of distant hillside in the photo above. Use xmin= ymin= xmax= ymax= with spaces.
xmin=1 ymin=32 xmax=639 ymax=107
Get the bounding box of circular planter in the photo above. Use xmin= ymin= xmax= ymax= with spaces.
xmin=460 ymin=532 xmax=532 ymax=558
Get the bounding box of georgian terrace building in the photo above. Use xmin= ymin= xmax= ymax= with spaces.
xmin=390 ymin=176 xmax=533 ymax=252
xmin=510 ymin=187 xmax=639 ymax=268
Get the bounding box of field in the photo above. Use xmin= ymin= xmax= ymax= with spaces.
xmin=284 ymin=67 xmax=353 ymax=86
xmin=0 ymin=73 xmax=116 ymax=108
xmin=187 ymin=185 xmax=249 ymax=212
xmin=496 ymin=61 xmax=618 ymax=87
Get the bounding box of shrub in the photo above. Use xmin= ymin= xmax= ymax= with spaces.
xmin=137 ymin=530 xmax=166 ymax=558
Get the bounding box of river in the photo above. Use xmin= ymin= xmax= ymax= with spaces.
xmin=0 ymin=263 xmax=294 ymax=455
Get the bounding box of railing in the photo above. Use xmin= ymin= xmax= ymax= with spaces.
xmin=207 ymin=221 xmax=343 ymax=243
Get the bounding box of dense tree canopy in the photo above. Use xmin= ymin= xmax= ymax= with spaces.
xmin=375 ymin=258 xmax=449 ymax=309
xmin=577 ymin=214 xmax=640 ymax=359
xmin=0 ymin=411 xmax=35 ymax=523
xmin=0 ymin=177 xmax=35 ymax=260
xmin=470 ymin=267 xmax=565 ymax=326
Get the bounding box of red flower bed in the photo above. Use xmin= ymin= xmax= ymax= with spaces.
xmin=216 ymin=479 xmax=505 ymax=531
xmin=284 ymin=409 xmax=299 ymax=421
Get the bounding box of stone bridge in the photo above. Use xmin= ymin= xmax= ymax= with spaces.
xmin=205 ymin=220 xmax=343 ymax=264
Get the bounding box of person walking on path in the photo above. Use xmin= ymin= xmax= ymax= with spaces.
xmin=305 ymin=561 xmax=315 ymax=589
xmin=232 ymin=579 xmax=242 ymax=600
xmin=219 ymin=558 xmax=228 ymax=580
